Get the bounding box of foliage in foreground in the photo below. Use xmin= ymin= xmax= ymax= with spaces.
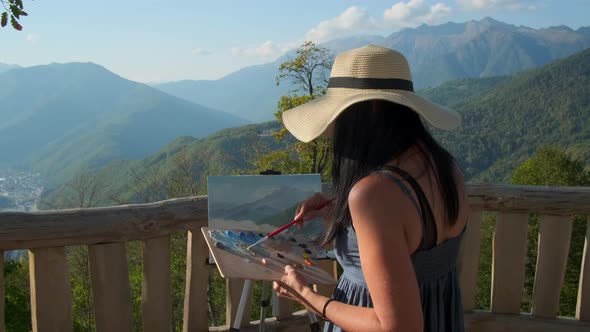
xmin=1 ymin=0 xmax=28 ymax=30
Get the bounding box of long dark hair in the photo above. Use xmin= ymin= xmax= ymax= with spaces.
xmin=322 ymin=100 xmax=460 ymax=246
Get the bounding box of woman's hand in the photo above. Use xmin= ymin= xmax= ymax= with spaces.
xmin=273 ymin=265 xmax=314 ymax=303
xmin=294 ymin=192 xmax=334 ymax=229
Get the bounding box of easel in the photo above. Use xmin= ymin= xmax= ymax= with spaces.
xmin=229 ymin=170 xmax=321 ymax=332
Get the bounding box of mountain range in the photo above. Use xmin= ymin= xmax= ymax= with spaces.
xmin=0 ymin=63 xmax=20 ymax=74
xmin=3 ymin=17 xmax=589 ymax=194
xmin=155 ymin=17 xmax=590 ymax=122
xmin=423 ymin=47 xmax=590 ymax=181
xmin=42 ymin=45 xmax=590 ymax=207
xmin=0 ymin=62 xmax=247 ymax=185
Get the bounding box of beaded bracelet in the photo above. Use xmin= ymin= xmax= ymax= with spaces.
xmin=322 ymin=298 xmax=336 ymax=321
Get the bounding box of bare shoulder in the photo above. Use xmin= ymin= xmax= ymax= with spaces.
xmin=349 ymin=173 xmax=403 ymax=204
xmin=348 ymin=172 xmax=420 ymax=226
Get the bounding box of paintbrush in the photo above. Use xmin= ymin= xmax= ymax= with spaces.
xmin=247 ymin=198 xmax=334 ymax=250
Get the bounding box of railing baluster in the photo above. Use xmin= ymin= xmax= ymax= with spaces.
xmin=0 ymin=251 xmax=4 ymax=332
xmin=142 ymin=236 xmax=171 ymax=332
xmin=532 ymin=215 xmax=574 ymax=318
xmin=314 ymin=260 xmax=337 ymax=298
xmin=491 ymin=213 xmax=529 ymax=314
xmin=183 ymin=230 xmax=209 ymax=332
xmin=577 ymin=216 xmax=590 ymax=321
xmin=458 ymin=209 xmax=483 ymax=311
xmin=88 ymin=243 xmax=133 ymax=332
xmin=29 ymin=247 xmax=73 ymax=332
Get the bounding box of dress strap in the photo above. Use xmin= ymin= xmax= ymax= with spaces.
xmin=377 ymin=165 xmax=438 ymax=250
xmin=374 ymin=170 xmax=421 ymax=217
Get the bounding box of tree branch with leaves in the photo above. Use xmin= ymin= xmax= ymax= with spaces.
xmin=266 ymin=41 xmax=334 ymax=179
xmin=1 ymin=0 xmax=28 ymax=31
xmin=276 ymin=41 xmax=333 ymax=97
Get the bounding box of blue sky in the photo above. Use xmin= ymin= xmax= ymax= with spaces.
xmin=2 ymin=0 xmax=588 ymax=83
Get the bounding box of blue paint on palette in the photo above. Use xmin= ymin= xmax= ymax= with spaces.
xmin=209 ymin=230 xmax=270 ymax=258
xmin=208 ymin=229 xmax=330 ymax=265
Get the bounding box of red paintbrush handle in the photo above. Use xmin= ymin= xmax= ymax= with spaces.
xmin=266 ymin=198 xmax=334 ymax=239
xmin=266 ymin=217 xmax=302 ymax=238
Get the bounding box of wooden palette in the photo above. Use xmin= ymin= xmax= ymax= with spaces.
xmin=201 ymin=227 xmax=337 ymax=285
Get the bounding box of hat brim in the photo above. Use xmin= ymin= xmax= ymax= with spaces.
xmin=282 ymin=88 xmax=461 ymax=143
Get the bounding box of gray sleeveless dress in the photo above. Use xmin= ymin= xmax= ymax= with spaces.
xmin=323 ymin=166 xmax=465 ymax=332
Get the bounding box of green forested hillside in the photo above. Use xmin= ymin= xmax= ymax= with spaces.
xmin=41 ymin=122 xmax=288 ymax=207
xmin=423 ymin=47 xmax=590 ymax=181
xmin=418 ymin=76 xmax=509 ymax=107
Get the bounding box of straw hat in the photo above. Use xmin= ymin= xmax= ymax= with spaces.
xmin=282 ymin=45 xmax=461 ymax=142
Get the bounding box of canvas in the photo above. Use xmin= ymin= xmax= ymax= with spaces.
xmin=207 ymin=174 xmax=323 ymax=240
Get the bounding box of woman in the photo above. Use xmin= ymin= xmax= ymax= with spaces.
xmin=273 ymin=45 xmax=469 ymax=332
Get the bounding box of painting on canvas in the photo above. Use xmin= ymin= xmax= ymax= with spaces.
xmin=207 ymin=174 xmax=323 ymax=241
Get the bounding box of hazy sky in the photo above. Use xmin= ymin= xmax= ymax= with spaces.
xmin=2 ymin=0 xmax=588 ymax=83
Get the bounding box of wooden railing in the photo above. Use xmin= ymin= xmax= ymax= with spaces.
xmin=1 ymin=184 xmax=590 ymax=331
xmin=461 ymin=184 xmax=590 ymax=332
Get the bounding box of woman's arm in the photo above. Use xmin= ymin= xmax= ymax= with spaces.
xmin=274 ymin=174 xmax=424 ymax=331
xmin=293 ymin=192 xmax=334 ymax=228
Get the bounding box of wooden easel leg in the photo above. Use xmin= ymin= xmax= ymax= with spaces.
xmin=231 ymin=279 xmax=254 ymax=332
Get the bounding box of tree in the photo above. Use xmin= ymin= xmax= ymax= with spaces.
xmin=128 ymin=163 xmax=168 ymax=203
xmin=512 ymin=146 xmax=590 ymax=186
xmin=276 ymin=41 xmax=333 ymax=97
xmin=512 ymin=145 xmax=590 ymax=316
xmin=4 ymin=256 xmax=32 ymax=331
xmin=167 ymin=150 xmax=204 ymax=198
xmin=264 ymin=41 xmax=334 ymax=179
xmin=42 ymin=163 xmax=111 ymax=209
xmin=68 ymin=245 xmax=96 ymax=331
xmin=1 ymin=0 xmax=28 ymax=30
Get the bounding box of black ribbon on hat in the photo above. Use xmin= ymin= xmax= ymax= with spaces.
xmin=328 ymin=77 xmax=414 ymax=92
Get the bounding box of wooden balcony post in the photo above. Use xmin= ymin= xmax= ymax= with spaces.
xmin=491 ymin=213 xmax=529 ymax=314
xmin=532 ymin=215 xmax=573 ymax=318
xmin=577 ymin=216 xmax=590 ymax=321
xmin=314 ymin=260 xmax=337 ymax=297
xmin=29 ymin=247 xmax=73 ymax=332
xmin=458 ymin=209 xmax=483 ymax=311
xmin=183 ymin=230 xmax=209 ymax=332
xmin=142 ymin=236 xmax=172 ymax=332
xmin=88 ymin=243 xmax=133 ymax=332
